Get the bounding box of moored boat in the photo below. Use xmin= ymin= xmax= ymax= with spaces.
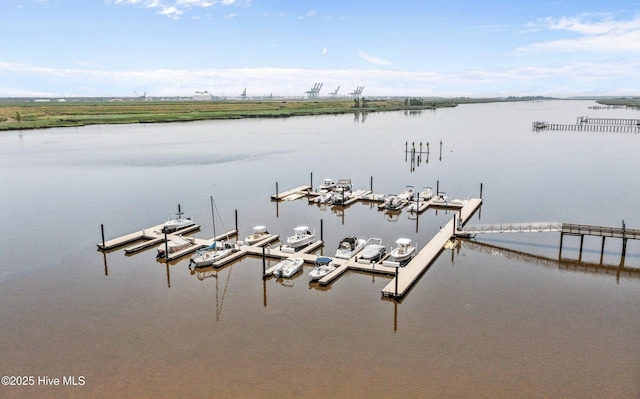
xmin=318 ymin=178 xmax=336 ymax=191
xmin=286 ymin=226 xmax=316 ymax=248
xmin=335 ymin=236 xmax=366 ymax=259
xmin=389 ymin=238 xmax=416 ymax=262
xmin=273 ymin=257 xmax=304 ymax=278
xmin=308 ymin=256 xmax=337 ymax=281
xmin=156 ymin=236 xmax=194 ymax=258
xmin=162 ymin=212 xmax=195 ymax=233
xmin=358 ymin=238 xmax=386 ymax=262
xmin=244 ymin=225 xmax=269 ymax=245
xmin=189 ymin=240 xmax=235 ymax=267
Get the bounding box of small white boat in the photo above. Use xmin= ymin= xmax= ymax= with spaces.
xmin=335 ymin=236 xmax=366 ymax=259
xmin=273 ymin=257 xmax=304 ymax=278
xmin=318 ymin=178 xmax=336 ymax=191
xmin=189 ymin=241 xmax=234 ymax=267
xmin=286 ymin=226 xmax=315 ymax=248
xmin=162 ymin=212 xmax=195 ymax=233
xmin=416 ymin=186 xmax=434 ymax=201
xmin=308 ymin=256 xmax=337 ymax=281
xmin=380 ymin=194 xmax=405 ymax=211
xmin=312 ymin=190 xmax=334 ymax=204
xmin=244 ymin=225 xmax=269 ymax=245
xmin=431 ymin=192 xmax=448 ymax=204
xmin=397 ymin=185 xmax=415 ymax=201
xmin=156 ymin=236 xmax=194 ymax=258
xmin=359 ymin=238 xmax=386 ymax=262
xmin=390 ymin=238 xmax=416 ymax=262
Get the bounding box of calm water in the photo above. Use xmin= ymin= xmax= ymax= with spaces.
xmin=1 ymin=100 xmax=639 ymax=398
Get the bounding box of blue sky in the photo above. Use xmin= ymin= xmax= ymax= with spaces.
xmin=1 ymin=0 xmax=640 ymax=97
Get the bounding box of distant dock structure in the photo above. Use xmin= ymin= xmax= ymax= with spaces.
xmin=533 ymin=116 xmax=640 ymax=133
xmin=349 ymin=86 xmax=364 ymax=98
xmin=305 ymin=83 xmax=323 ymax=99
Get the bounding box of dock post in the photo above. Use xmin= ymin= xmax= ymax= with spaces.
xmin=235 ymin=209 xmax=238 ymax=233
xmin=620 ymin=220 xmax=627 ymax=267
xmin=600 ymin=236 xmax=606 ymax=264
xmin=480 ymin=183 xmax=483 ymax=199
xmin=276 ymin=182 xmax=279 ymax=200
xmin=370 ymin=176 xmax=373 ymax=192
xmin=436 ymin=180 xmax=439 ymax=195
xmin=558 ymin=232 xmax=564 ymax=260
xmin=578 ymin=235 xmax=584 ymax=262
xmin=439 ymin=140 xmax=442 ymax=161
xmin=164 ymin=232 xmax=169 ymax=263
xmin=320 ymin=219 xmax=324 ymax=241
xmin=262 ymin=246 xmax=266 ymax=277
xmin=394 ymin=266 xmax=399 ymax=298
xmin=310 ymin=172 xmax=313 ymax=189
xmin=101 ymin=224 xmax=105 ymax=249
xmin=178 ymin=204 xmax=181 ymax=213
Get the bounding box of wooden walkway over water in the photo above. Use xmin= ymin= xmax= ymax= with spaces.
xmin=533 ymin=117 xmax=640 ymax=133
xmin=380 ymin=198 xmax=483 ymax=299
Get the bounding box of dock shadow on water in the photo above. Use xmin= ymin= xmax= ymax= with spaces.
xmin=1 ymin=101 xmax=639 ymax=398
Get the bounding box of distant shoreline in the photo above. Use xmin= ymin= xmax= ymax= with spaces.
xmin=2 ymin=96 xmax=630 ymax=131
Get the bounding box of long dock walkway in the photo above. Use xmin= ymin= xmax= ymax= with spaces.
xmin=381 ymin=198 xmax=482 ymax=298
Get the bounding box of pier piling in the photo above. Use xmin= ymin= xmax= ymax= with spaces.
xmin=101 ymin=224 xmax=105 ymax=249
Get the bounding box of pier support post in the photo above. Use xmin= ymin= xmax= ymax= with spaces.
xmin=394 ymin=266 xmax=399 ymax=298
xmin=101 ymin=224 xmax=105 ymax=249
xmin=558 ymin=232 xmax=564 ymax=260
xmin=600 ymin=236 xmax=606 ymax=264
xmin=262 ymin=246 xmax=266 ymax=277
xmin=235 ymin=210 xmax=238 ymax=233
xmin=310 ymin=172 xmax=313 ymax=189
xmin=320 ymin=219 xmax=324 ymax=241
xmin=579 ymin=235 xmax=584 ymax=262
xmin=480 ymin=183 xmax=483 ymax=199
xmin=164 ymin=232 xmax=169 ymax=263
xmin=621 ymin=220 xmax=627 ymax=267
xmin=370 ymin=176 xmax=373 ymax=192
xmin=178 ymin=204 xmax=181 ymax=214
xmin=436 ymin=180 xmax=439 ymax=196
xmin=275 ymin=182 xmax=279 ymax=200
xmin=439 ymin=140 xmax=442 ymax=161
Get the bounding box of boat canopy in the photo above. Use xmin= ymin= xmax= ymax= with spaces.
xmin=316 ymin=256 xmax=333 ymax=265
xmin=396 ymin=238 xmax=412 ymax=245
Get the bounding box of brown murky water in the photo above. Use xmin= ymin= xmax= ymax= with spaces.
xmin=1 ymin=101 xmax=639 ymax=398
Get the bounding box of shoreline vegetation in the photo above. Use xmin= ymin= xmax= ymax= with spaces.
xmin=0 ymin=96 xmax=634 ymax=131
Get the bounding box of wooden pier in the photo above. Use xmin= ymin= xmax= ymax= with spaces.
xmin=377 ymin=198 xmax=483 ymax=299
xmin=98 ymin=223 xmax=201 ymax=251
xmin=270 ymin=185 xmax=312 ymax=201
xmin=533 ymin=117 xmax=640 ymax=133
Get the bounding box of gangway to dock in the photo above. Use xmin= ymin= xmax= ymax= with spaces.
xmin=381 ymin=198 xmax=482 ymax=299
xmin=458 ymin=222 xmax=562 ymax=235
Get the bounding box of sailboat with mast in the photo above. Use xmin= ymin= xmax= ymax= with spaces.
xmin=189 ymin=196 xmax=235 ymax=268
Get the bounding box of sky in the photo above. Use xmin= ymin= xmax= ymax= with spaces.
xmin=1 ymin=0 xmax=640 ymax=98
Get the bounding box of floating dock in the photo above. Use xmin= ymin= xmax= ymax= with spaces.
xmin=271 ymin=185 xmax=312 ymax=201
xmin=98 ymin=223 xmax=201 ymax=251
xmin=381 ymin=198 xmax=482 ymax=299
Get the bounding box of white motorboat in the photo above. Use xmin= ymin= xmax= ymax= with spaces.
xmin=397 ymin=185 xmax=415 ymax=201
xmin=312 ymin=190 xmax=334 ymax=204
xmin=189 ymin=241 xmax=234 ymax=267
xmin=358 ymin=238 xmax=386 ymax=262
xmin=420 ymin=186 xmax=434 ymax=200
xmin=380 ymin=194 xmax=405 ymax=211
xmin=162 ymin=212 xmax=195 ymax=233
xmin=335 ymin=236 xmax=366 ymax=259
xmin=244 ymin=225 xmax=269 ymax=245
xmin=318 ymin=178 xmax=336 ymax=191
xmin=286 ymin=226 xmax=316 ymax=248
xmin=156 ymin=236 xmax=194 ymax=258
xmin=308 ymin=256 xmax=337 ymax=281
xmin=273 ymin=257 xmax=304 ymax=278
xmin=390 ymin=238 xmax=416 ymax=262
xmin=431 ymin=192 xmax=448 ymax=204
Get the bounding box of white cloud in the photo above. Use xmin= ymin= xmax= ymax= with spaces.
xmin=358 ymin=51 xmax=392 ymax=66
xmin=322 ymin=47 xmax=328 ymax=55
xmin=107 ymin=0 xmax=250 ymax=18
xmin=520 ymin=13 xmax=640 ymax=52
xmin=2 ymin=61 xmax=639 ymax=97
xmin=298 ymin=10 xmax=316 ymax=19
